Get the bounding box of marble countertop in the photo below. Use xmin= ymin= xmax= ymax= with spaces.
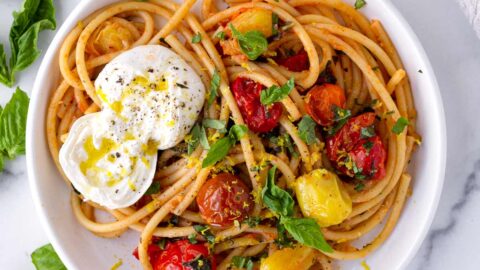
xmin=1 ymin=0 xmax=479 ymax=269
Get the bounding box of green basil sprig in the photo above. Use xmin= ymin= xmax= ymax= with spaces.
xmin=261 ymin=166 xmax=333 ymax=253
xmin=260 ymin=77 xmax=294 ymax=106
xmin=0 ymin=0 xmax=56 ymax=87
xmin=297 ymin=115 xmax=318 ymax=145
xmin=202 ymin=124 xmax=248 ymax=168
xmin=229 ymin=23 xmax=268 ymax=61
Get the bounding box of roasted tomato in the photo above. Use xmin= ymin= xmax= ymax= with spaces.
xmin=197 ymin=173 xmax=254 ymax=227
xmin=305 ymin=84 xmax=347 ymax=126
xmin=277 ymin=50 xmax=309 ymax=72
xmin=133 ymin=239 xmax=216 ymax=270
xmin=326 ymin=112 xmax=387 ymax=180
xmin=231 ymin=77 xmax=283 ymax=133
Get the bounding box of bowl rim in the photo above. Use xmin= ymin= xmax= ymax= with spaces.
xmin=26 ymin=0 xmax=447 ymax=269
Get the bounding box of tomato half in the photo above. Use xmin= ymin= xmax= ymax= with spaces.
xmin=326 ymin=112 xmax=386 ymax=180
xmin=305 ymin=84 xmax=347 ymax=126
xmin=277 ymin=50 xmax=309 ymax=72
xmin=231 ymin=77 xmax=283 ymax=133
xmin=197 ymin=173 xmax=253 ymax=227
xmin=133 ymin=239 xmax=216 ymax=270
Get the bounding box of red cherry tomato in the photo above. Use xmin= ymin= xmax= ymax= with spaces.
xmin=231 ymin=77 xmax=283 ymax=133
xmin=133 ymin=239 xmax=216 ymax=270
xmin=197 ymin=173 xmax=253 ymax=227
xmin=326 ymin=112 xmax=386 ymax=180
xmin=277 ymin=50 xmax=309 ymax=72
xmin=305 ymin=84 xmax=347 ymax=126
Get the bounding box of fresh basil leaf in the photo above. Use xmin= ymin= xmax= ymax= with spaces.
xmin=182 ymin=254 xmax=212 ymax=270
xmin=229 ymin=124 xmax=248 ymax=141
xmin=360 ymin=126 xmax=375 ymax=139
xmin=145 ymin=181 xmax=160 ymax=195
xmin=201 ymin=137 xmax=234 ymax=168
xmin=274 ymin=222 xmax=294 ymax=248
xmin=215 ymin=31 xmax=225 ymax=40
xmin=0 ymin=88 xmax=29 ymax=159
xmin=193 ymin=225 xmax=215 ymax=245
xmin=202 ymin=119 xmax=226 ymax=133
xmin=6 ymin=0 xmax=56 ymax=86
xmin=281 ymin=216 xmax=333 ymax=253
xmin=354 ymin=182 xmax=365 ymax=192
xmin=192 ymin=33 xmax=202 ymax=43
xmin=31 ymin=243 xmax=66 ymax=270
xmin=199 ymin=125 xmax=209 ymax=150
xmin=260 ymin=77 xmax=294 ymax=106
xmin=0 ymin=154 xmax=4 ymax=172
xmin=187 ymin=123 xmax=201 ymax=155
xmin=354 ymin=0 xmax=367 ymax=9
xmin=392 ymin=117 xmax=409 ymax=134
xmin=229 ymin=23 xmax=268 ymax=60
xmin=261 ymin=166 xmax=294 ymax=217
xmin=0 ymin=45 xmax=11 ymax=85
xmin=207 ymin=70 xmax=220 ymax=106
xmin=298 ymin=115 xmax=317 ymax=145
xmin=332 ymin=105 xmax=351 ymax=122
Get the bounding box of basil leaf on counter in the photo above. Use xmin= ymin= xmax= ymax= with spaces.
xmin=207 ymin=70 xmax=220 ymax=106
xmin=392 ymin=117 xmax=409 ymax=134
xmin=1 ymin=0 xmax=56 ymax=86
xmin=260 ymin=77 xmax=294 ymax=106
xmin=298 ymin=115 xmax=318 ymax=145
xmin=229 ymin=23 xmax=268 ymax=60
xmin=0 ymin=88 xmax=29 ymax=160
xmin=31 ymin=243 xmax=66 ymax=270
xmin=281 ymin=217 xmax=333 ymax=253
xmin=261 ymin=166 xmax=294 ymax=217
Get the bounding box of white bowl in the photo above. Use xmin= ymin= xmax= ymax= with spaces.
xmin=27 ymin=0 xmax=446 ymax=269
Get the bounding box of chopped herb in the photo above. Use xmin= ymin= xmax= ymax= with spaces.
xmin=232 ymin=256 xmax=254 ymax=270
xmin=182 ymin=254 xmax=212 ymax=270
xmin=188 ymin=233 xmax=198 ymax=244
xmin=244 ymin=216 xmax=261 ymax=227
xmin=354 ymin=0 xmax=367 ymax=9
xmin=272 ymin=13 xmax=279 ymax=36
xmin=332 ymin=106 xmax=352 ymax=122
xmin=193 ymin=225 xmax=215 ymax=245
xmin=392 ymin=117 xmax=409 ymax=134
xmin=199 ymin=125 xmax=210 ymax=150
xmin=176 ymin=82 xmax=188 ymax=89
xmin=187 ymin=124 xmax=201 ymax=155
xmin=354 ymin=183 xmax=365 ymax=191
xmin=207 ymin=70 xmax=220 ymax=106
xmin=214 ymin=31 xmax=225 ymax=40
xmin=269 ymin=133 xmax=298 ymax=157
xmin=360 ymin=126 xmax=375 ymax=139
xmin=275 ymin=222 xmax=294 ymax=248
xmin=192 ymin=33 xmax=202 ymax=43
xmin=262 ymin=166 xmax=294 ymax=217
xmin=229 ymin=23 xmax=268 ymax=60
xmin=202 ymin=119 xmax=227 ymax=133
xmin=298 ymin=115 xmax=318 ymax=145
xmin=363 ymin=141 xmax=374 ymax=151
xmin=145 ymin=182 xmax=160 ymax=195
xmin=260 ymin=77 xmax=295 ymax=106
xmin=155 ymin=238 xmax=167 ymax=249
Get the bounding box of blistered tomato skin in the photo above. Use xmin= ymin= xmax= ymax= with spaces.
xmin=260 ymin=246 xmax=315 ymax=270
xmin=197 ymin=173 xmax=254 ymax=227
xmin=326 ymin=112 xmax=387 ymax=180
xmin=277 ymin=50 xmax=310 ymax=72
xmin=294 ymin=169 xmax=352 ymax=227
xmin=132 ymin=239 xmax=216 ymax=270
xmin=231 ymin=77 xmax=283 ymax=133
xmin=305 ymin=84 xmax=347 ymax=126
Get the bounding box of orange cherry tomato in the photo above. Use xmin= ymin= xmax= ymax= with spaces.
xmin=197 ymin=173 xmax=253 ymax=227
xmin=305 ymin=84 xmax=347 ymax=126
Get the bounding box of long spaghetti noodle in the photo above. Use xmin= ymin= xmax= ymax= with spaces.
xmin=46 ymin=0 xmax=420 ymax=269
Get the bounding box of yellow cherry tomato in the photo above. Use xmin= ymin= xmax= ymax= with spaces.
xmin=294 ymin=169 xmax=352 ymax=227
xmin=230 ymin=8 xmax=273 ymax=38
xmin=260 ymin=246 xmax=315 ymax=270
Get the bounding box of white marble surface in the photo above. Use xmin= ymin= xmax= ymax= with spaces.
xmin=0 ymin=0 xmax=479 ymax=269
